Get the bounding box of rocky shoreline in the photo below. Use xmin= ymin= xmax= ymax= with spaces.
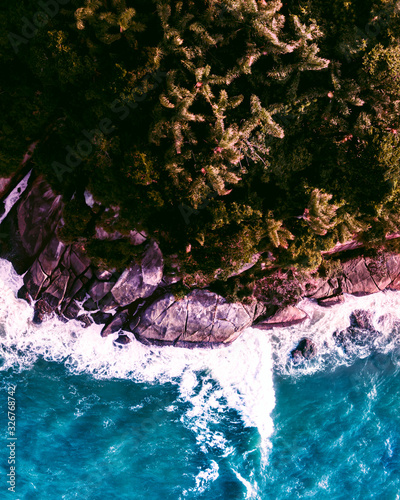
xmin=2 ymin=173 xmax=400 ymax=349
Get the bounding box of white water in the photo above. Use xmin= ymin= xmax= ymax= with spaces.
xmin=0 ymin=258 xmax=276 ymax=492
xmin=2 ymin=254 xmax=400 ymax=497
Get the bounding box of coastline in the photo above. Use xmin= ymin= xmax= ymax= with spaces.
xmin=2 ymin=171 xmax=400 ymax=350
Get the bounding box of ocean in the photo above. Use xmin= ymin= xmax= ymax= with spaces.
xmin=0 ymin=257 xmax=399 ymax=499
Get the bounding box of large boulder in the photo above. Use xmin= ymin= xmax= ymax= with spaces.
xmin=254 ymin=306 xmax=308 ymax=330
xmin=111 ymin=240 xmax=163 ymax=307
xmin=131 ymin=289 xmax=256 ymax=347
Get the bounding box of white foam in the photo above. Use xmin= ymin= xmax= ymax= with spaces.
xmin=266 ymin=292 xmax=400 ymax=377
xmin=0 ymin=258 xmax=276 ymax=474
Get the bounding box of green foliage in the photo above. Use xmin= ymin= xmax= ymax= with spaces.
xmin=2 ymin=0 xmax=400 ymax=291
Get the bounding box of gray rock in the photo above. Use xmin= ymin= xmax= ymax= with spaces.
xmin=350 ymin=309 xmax=374 ymax=330
xmin=132 ymin=289 xmax=255 ymax=347
xmin=41 ymin=268 xmax=70 ymax=310
xmin=111 ymin=240 xmax=163 ymax=306
xmin=101 ymin=310 xmax=130 ymax=337
xmin=291 ymin=338 xmax=317 ymax=364
xmin=318 ymin=295 xmax=345 ymax=307
xmin=91 ymin=311 xmax=113 ymax=325
xmin=77 ymin=314 xmax=93 ymax=328
xmin=341 ymin=258 xmax=379 ymax=296
xmin=88 ymin=280 xmax=115 ymax=302
xmin=38 ymin=235 xmax=66 ymax=276
xmin=17 ymin=177 xmax=62 ymax=257
xmin=83 ymin=298 xmax=98 ymax=311
xmin=255 ymin=306 xmax=308 ymax=330
xmin=23 ymin=260 xmax=49 ymax=299
xmin=114 ymin=334 xmax=132 ymax=345
xmin=70 ymin=246 xmax=91 ymax=276
xmin=63 ymin=300 xmax=81 ymax=320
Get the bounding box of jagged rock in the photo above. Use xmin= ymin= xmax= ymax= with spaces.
xmin=350 ymin=309 xmax=374 ymax=330
xmin=98 ymin=292 xmax=119 ymax=312
xmin=131 ymin=289 xmax=256 ymax=347
xmin=255 ymin=306 xmax=308 ymax=330
xmin=80 ymin=268 xmax=93 ymax=285
xmin=95 ymin=269 xmax=115 ymax=281
xmin=17 ymin=177 xmax=62 ymax=257
xmin=70 ymin=246 xmax=91 ymax=276
xmin=291 ymin=338 xmax=317 ymax=364
xmin=38 ymin=235 xmax=66 ymax=276
xmin=33 ymin=298 xmax=53 ymax=324
xmin=101 ymin=310 xmax=130 ymax=337
xmin=17 ymin=285 xmax=32 ymax=304
xmin=111 ymin=240 xmax=163 ymax=306
xmin=77 ymin=314 xmax=93 ymax=328
xmin=41 ymin=268 xmax=70 ymax=310
xmin=114 ymin=334 xmax=132 ymax=345
xmin=318 ymin=295 xmax=345 ymax=307
xmin=63 ymin=300 xmax=81 ymax=320
xmin=83 ymin=298 xmax=98 ymax=311
xmin=91 ymin=311 xmax=113 ymax=325
xmin=88 ymin=280 xmax=115 ymax=302
xmin=23 ymin=260 xmax=49 ymax=299
xmin=308 ymin=278 xmax=340 ymax=300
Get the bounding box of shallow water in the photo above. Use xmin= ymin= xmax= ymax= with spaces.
xmin=0 ymin=259 xmax=399 ymax=499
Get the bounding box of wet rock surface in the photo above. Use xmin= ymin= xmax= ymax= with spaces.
xmin=291 ymin=338 xmax=317 ymax=364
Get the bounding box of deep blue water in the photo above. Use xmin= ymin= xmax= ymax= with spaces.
xmin=0 ymin=259 xmax=400 ymax=499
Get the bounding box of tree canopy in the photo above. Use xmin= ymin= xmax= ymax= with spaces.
xmin=1 ymin=0 xmax=400 ymax=289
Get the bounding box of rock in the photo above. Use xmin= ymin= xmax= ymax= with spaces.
xmin=88 ymin=280 xmax=115 ymax=302
xmin=83 ymin=298 xmax=98 ymax=311
xmin=318 ymin=295 xmax=345 ymax=307
xmin=38 ymin=235 xmax=66 ymax=276
xmin=17 ymin=177 xmax=62 ymax=258
xmin=91 ymin=311 xmax=113 ymax=325
xmin=364 ymin=256 xmax=391 ymax=291
xmin=70 ymin=246 xmax=91 ymax=276
xmin=17 ymin=285 xmax=32 ymax=304
xmin=132 ymin=289 xmax=256 ymax=347
xmin=291 ymin=338 xmax=317 ymax=363
xmin=111 ymin=240 xmax=164 ymax=307
xmin=101 ymin=310 xmax=130 ymax=337
xmin=98 ymin=293 xmax=119 ymax=312
xmin=33 ymin=298 xmax=53 ymax=324
xmin=341 ymin=258 xmax=379 ymax=296
xmin=129 ymin=230 xmax=147 ymax=246
xmin=350 ymin=309 xmax=374 ymax=330
xmin=63 ymin=300 xmax=81 ymax=320
xmin=114 ymin=334 xmax=132 ymax=345
xmin=308 ymin=278 xmax=340 ymax=300
xmin=76 ymin=314 xmax=93 ymax=328
xmin=23 ymin=260 xmax=49 ymax=299
xmin=333 ymin=310 xmax=377 ymax=348
xmin=254 ymin=306 xmax=308 ymax=330
xmin=41 ymin=268 xmax=70 ymax=310
xmin=95 ymin=269 xmax=115 ymax=281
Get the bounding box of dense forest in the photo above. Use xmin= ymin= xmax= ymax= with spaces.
xmin=1 ymin=0 xmax=400 ymax=299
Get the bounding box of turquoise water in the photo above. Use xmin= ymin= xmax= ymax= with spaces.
xmin=0 ymin=259 xmax=400 ymax=499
